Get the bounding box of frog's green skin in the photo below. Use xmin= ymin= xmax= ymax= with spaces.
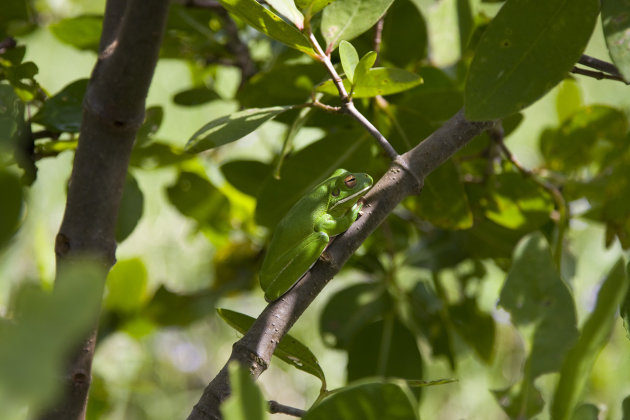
xmin=260 ymin=169 xmax=373 ymax=301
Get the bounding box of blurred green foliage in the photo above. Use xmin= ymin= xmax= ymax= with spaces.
xmin=1 ymin=0 xmax=630 ymax=419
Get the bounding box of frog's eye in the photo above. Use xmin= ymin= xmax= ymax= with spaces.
xmin=344 ymin=175 xmax=357 ymax=188
xmin=332 ymin=187 xmax=340 ymax=197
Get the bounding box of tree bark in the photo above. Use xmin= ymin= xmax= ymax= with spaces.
xmin=187 ymin=110 xmax=494 ymax=420
xmin=36 ymin=0 xmax=170 ymax=418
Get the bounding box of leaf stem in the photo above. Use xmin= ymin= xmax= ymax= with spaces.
xmin=491 ymin=126 xmax=567 ymax=268
xmin=268 ymin=400 xmax=307 ymax=417
xmin=306 ymin=30 xmax=400 ymax=160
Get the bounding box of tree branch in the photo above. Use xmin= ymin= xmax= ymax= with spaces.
xmin=186 ymin=109 xmax=493 ymax=420
xmin=37 ymin=1 xmax=170 ymax=418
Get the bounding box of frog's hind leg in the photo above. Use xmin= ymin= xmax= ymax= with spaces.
xmin=263 ymin=232 xmax=328 ymax=301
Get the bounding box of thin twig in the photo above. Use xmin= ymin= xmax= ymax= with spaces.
xmin=268 ymin=401 xmax=307 ymax=417
xmin=490 ymin=125 xmax=567 ymax=268
xmin=579 ymin=54 xmax=622 ymax=77
xmin=345 ymin=102 xmax=398 ymax=160
xmin=571 ymin=66 xmax=627 ymax=84
xmin=306 ymin=29 xmax=400 ymax=160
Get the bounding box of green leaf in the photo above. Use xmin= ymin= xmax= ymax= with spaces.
xmin=353 ymin=51 xmax=377 ymax=88
xmin=218 ymin=0 xmax=314 ymax=55
xmin=321 ymin=0 xmax=395 ymax=51
xmin=464 ymin=0 xmax=600 ymax=120
xmin=0 ymin=84 xmax=25 ymax=153
xmin=409 ymin=160 xmax=473 ymax=229
xmin=456 ymin=0 xmax=474 ymax=52
xmin=379 ymin=0 xmax=427 ymax=68
xmin=115 ymin=174 xmax=144 ymax=243
xmin=0 ymin=261 xmax=104 ymax=408
xmin=221 ymin=362 xmax=268 ymax=420
xmin=185 ymin=106 xmax=293 ymax=153
xmin=570 ymin=404 xmax=600 ymax=420
xmin=493 ymin=382 xmax=544 ymax=420
xmin=346 ymin=318 xmax=423 ymax=382
xmin=50 ymin=15 xmax=103 ymax=51
xmin=104 ymin=258 xmax=149 ymax=314
xmin=623 ymin=396 xmax=630 ymax=420
xmin=449 ymin=298 xmax=495 ymax=363
xmin=295 ymin=0 xmax=335 ymax=17
xmin=319 ymin=283 xmax=390 ymax=349
xmin=303 ymin=382 xmax=418 ymax=420
xmin=551 ymin=259 xmax=629 ymax=420
xmin=173 ymin=87 xmax=220 ymax=107
xmin=339 ymin=40 xmax=359 ymax=83
xmin=166 ymin=171 xmax=231 ymax=235
xmin=317 ymin=67 xmax=422 ymax=98
xmin=266 ymin=0 xmax=305 ymax=29
xmin=217 ymin=308 xmax=327 ymax=390
xmin=31 ymin=79 xmax=88 ymax=133
xmin=602 ymin=0 xmax=630 ymax=82
xmin=408 ymin=282 xmax=455 ymax=368
xmin=483 ymin=171 xmax=554 ymax=231
xmin=255 ymin=129 xmax=372 ymax=228
xmin=221 ymin=160 xmax=273 ymax=198
xmin=499 ymin=232 xmax=578 ymax=379
xmin=555 ymin=79 xmax=582 ymax=122
xmin=136 ymin=106 xmax=163 ymax=146
xmin=0 ymin=169 xmax=23 ymax=248
xmin=238 ymin=62 xmax=326 ymax=108
xmin=540 ymin=105 xmax=628 ymax=173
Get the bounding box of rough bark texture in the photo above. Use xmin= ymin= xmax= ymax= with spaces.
xmin=187 ymin=110 xmax=494 ymax=420
xmin=36 ymin=1 xmax=170 ymax=418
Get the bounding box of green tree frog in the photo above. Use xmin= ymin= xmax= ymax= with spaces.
xmin=260 ymin=169 xmax=373 ymax=301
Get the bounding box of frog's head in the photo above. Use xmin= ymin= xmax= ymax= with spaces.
xmin=328 ymin=169 xmax=373 ymax=213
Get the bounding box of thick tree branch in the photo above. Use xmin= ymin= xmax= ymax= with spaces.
xmin=37 ymin=1 xmax=170 ymax=419
xmin=187 ymin=110 xmax=493 ymax=420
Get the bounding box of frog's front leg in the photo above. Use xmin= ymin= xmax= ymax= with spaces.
xmin=317 ymin=201 xmax=363 ymax=237
xmin=263 ymin=231 xmax=329 ymax=301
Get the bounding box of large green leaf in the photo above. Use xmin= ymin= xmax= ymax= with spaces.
xmin=218 ymin=0 xmax=314 ymax=55
xmin=266 ymin=0 xmax=304 ymax=29
xmin=379 ymin=0 xmax=427 ymax=68
xmin=217 ymin=308 xmax=327 ymax=390
xmin=409 ymin=160 xmax=473 ymax=230
xmin=497 ymin=232 xmax=578 ymax=418
xmin=482 ymin=171 xmax=554 ymax=231
xmin=448 ymin=297 xmax=495 ymax=363
xmin=185 ymin=106 xmax=293 ymax=153
xmin=339 ymin=40 xmax=360 ymax=83
xmin=316 ymin=67 xmax=422 ymax=98
xmin=221 ymin=363 xmax=268 ymax=420
xmin=346 ymin=319 xmax=423 ymax=382
xmin=319 ymin=283 xmax=390 ymax=349
xmin=303 ymin=382 xmax=418 ymax=420
xmin=540 ymin=105 xmax=628 ymax=173
xmin=464 ymin=0 xmax=600 ymax=120
xmin=115 ymin=174 xmax=144 ymax=243
xmin=0 ymin=262 xmax=103 ymax=408
xmin=166 ymin=171 xmax=231 ymax=235
xmin=255 ymin=129 xmax=372 ymax=228
xmin=321 ymin=0 xmax=394 ymax=51
xmin=221 ymin=160 xmax=273 ymax=198
xmin=31 ymin=79 xmax=88 ymax=133
xmin=295 ymin=0 xmax=335 ymax=17
xmin=50 ymin=15 xmax=103 ymax=52
xmin=602 ymin=0 xmax=630 ymax=82
xmin=551 ymin=259 xmax=629 ymax=420
xmin=104 ymin=258 xmax=149 ymax=314
xmin=499 ymin=232 xmax=578 ymax=378
xmin=408 ymin=282 xmax=455 ymax=368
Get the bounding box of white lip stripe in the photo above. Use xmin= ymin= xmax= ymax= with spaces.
xmin=329 ymin=185 xmax=370 ymax=211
